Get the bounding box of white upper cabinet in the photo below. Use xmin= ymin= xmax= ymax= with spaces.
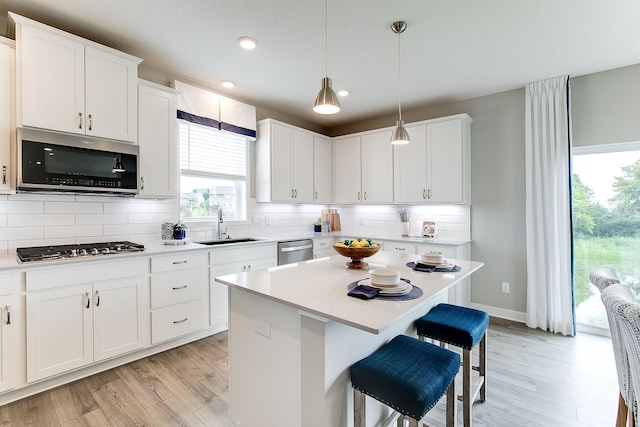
xmin=333 ymin=130 xmax=394 ymax=204
xmin=394 ymin=114 xmax=472 ymax=204
xmin=137 ymin=80 xmax=178 ymax=198
xmin=0 ymin=40 xmax=14 ymax=193
xmin=313 ymin=135 xmax=332 ymax=203
xmin=11 ymin=13 xmax=141 ymax=142
xmin=361 ymin=129 xmax=394 ymax=203
xmin=257 ymin=119 xmax=315 ymax=203
xmin=333 ymin=136 xmax=362 ymax=203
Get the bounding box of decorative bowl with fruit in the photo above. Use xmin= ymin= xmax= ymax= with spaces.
xmin=333 ymin=239 xmax=381 ymax=269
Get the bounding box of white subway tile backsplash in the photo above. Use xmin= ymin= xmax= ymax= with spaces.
xmin=0 ymin=226 xmax=44 ymax=241
xmin=0 ymin=200 xmax=44 ymax=214
xmin=8 ymin=213 xmax=75 ymax=227
xmin=76 ymin=214 xmax=128 ymax=225
xmin=45 ymin=202 xmax=103 ymax=214
xmin=104 ymin=223 xmax=153 ymax=236
xmin=44 ymin=225 xmax=104 ymax=239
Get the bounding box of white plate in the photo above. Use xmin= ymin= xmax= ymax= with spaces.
xmin=358 ymin=279 xmax=412 ymax=294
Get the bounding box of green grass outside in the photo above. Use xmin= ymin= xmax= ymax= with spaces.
xmin=574 ymin=236 xmax=640 ymax=328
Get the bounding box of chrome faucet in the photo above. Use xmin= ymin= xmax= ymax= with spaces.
xmin=216 ymin=206 xmax=227 ymax=239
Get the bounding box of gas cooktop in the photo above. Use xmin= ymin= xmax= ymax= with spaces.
xmin=16 ymin=241 xmax=145 ymax=263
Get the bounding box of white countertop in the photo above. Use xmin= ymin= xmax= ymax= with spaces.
xmin=215 ymin=251 xmax=483 ymax=334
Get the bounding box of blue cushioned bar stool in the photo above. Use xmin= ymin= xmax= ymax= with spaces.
xmin=415 ymin=303 xmax=489 ymax=427
xmin=350 ymin=335 xmax=460 ymax=427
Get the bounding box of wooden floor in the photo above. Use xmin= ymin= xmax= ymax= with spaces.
xmin=0 ymin=318 xmax=618 ymax=426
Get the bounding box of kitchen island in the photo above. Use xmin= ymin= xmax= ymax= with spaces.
xmin=215 ymin=250 xmax=484 ymax=427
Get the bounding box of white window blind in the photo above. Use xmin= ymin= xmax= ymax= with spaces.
xmin=179 ymin=121 xmax=246 ymax=179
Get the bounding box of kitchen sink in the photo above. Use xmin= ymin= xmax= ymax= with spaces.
xmin=197 ymin=238 xmax=263 ymax=246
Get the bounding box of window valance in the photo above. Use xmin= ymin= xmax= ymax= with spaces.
xmin=173 ymin=80 xmax=256 ymax=140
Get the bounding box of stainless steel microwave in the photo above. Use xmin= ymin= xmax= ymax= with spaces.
xmin=16 ymin=127 xmax=139 ymax=196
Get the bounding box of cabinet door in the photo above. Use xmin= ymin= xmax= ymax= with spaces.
xmin=333 ymin=136 xmax=362 ymax=203
xmin=292 ymin=129 xmax=314 ymax=202
xmin=19 ymin=24 xmax=85 ymax=135
xmin=85 ymin=46 xmax=138 ymax=142
xmin=93 ymin=277 xmax=149 ymax=362
xmin=427 ymin=119 xmax=463 ymax=203
xmin=0 ymin=44 xmax=13 ymax=193
xmin=138 ymin=82 xmax=177 ymax=198
xmin=361 ymin=130 xmax=394 ymax=203
xmin=210 ymin=262 xmax=243 ymax=328
xmin=270 ymin=123 xmax=294 ymax=201
xmin=0 ymin=295 xmax=18 ymax=393
xmin=313 ymin=135 xmax=332 ymax=203
xmin=394 ymin=125 xmax=427 ymax=203
xmin=26 ymin=285 xmax=93 ymax=382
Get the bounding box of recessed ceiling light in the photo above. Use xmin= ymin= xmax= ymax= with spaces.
xmin=338 ymin=90 xmax=350 ymax=97
xmin=237 ymin=36 xmax=258 ymax=50
xmin=221 ymin=80 xmax=236 ymax=88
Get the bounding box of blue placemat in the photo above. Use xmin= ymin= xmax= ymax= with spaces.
xmin=406 ymin=261 xmax=461 ymax=273
xmin=347 ymin=278 xmax=423 ymax=301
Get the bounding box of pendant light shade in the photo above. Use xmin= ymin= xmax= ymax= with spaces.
xmin=313 ymin=0 xmax=340 ymax=114
xmin=390 ymin=21 xmax=409 ymax=145
xmin=391 ymin=120 xmax=410 ymax=145
xmin=313 ymin=77 xmax=340 ymax=114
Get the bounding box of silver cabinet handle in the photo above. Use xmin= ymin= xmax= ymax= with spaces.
xmin=79 ymin=112 xmax=83 ymax=129
xmin=5 ymin=305 xmax=10 ymax=325
xmin=395 ymin=247 xmax=406 ymax=251
xmin=2 ymin=165 xmax=5 ymax=185
xmin=314 ymin=191 xmax=318 ymax=200
xmin=172 ymin=285 xmax=188 ymax=290
xmin=423 ymin=189 xmax=427 ymax=199
xmin=281 ymin=244 xmax=313 ymax=252
xmin=140 ymin=176 xmax=145 ymax=190
xmin=364 ymin=191 xmax=367 ymax=201
xmin=357 ymin=191 xmax=361 ymax=201
xmin=427 ymin=189 xmax=432 ymax=199
xmin=247 ymin=264 xmax=251 ymax=271
xmin=88 ymin=114 xmax=93 ymax=131
xmin=172 ymin=260 xmax=188 ymax=265
xmin=85 ymin=291 xmax=91 ymax=309
xmin=95 ymin=290 xmax=100 ymax=307
xmin=294 ymin=189 xmax=297 ymax=198
xmin=173 ymin=317 xmax=188 ymax=324
xmin=291 ymin=189 xmax=294 ymax=198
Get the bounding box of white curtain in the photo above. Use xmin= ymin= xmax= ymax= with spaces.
xmin=525 ymin=75 xmax=575 ymax=336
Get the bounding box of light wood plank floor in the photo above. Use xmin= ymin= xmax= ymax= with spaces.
xmin=0 ymin=318 xmax=618 ymax=426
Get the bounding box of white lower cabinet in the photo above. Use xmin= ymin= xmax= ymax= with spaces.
xmin=209 ymin=243 xmax=277 ymax=328
xmin=150 ymin=252 xmax=209 ymax=344
xmin=0 ymin=272 xmax=18 ymax=393
xmin=313 ymin=237 xmax=334 ymax=258
xmin=25 ymin=259 xmax=148 ymax=383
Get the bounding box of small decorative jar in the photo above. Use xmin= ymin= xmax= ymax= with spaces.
xmin=173 ymin=224 xmax=186 ymax=240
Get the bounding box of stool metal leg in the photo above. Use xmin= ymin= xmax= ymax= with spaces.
xmin=479 ymin=332 xmax=487 ymax=402
xmin=462 ymin=348 xmax=472 ymax=427
xmin=445 ymin=378 xmax=457 ymax=427
xmin=354 ymin=388 xmax=365 ymax=427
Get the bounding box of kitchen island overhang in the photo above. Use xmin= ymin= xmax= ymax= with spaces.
xmin=215 ymin=251 xmax=483 ymax=426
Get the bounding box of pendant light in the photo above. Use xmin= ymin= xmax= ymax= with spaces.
xmin=390 ymin=21 xmax=410 ymax=145
xmin=313 ymin=0 xmax=340 ymax=114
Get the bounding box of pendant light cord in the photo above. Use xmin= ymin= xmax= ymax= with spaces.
xmin=324 ymin=0 xmax=328 ymax=77
xmin=397 ymin=29 xmax=402 ymax=121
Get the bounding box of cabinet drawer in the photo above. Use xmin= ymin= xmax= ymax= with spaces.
xmin=384 ymin=241 xmax=415 ymax=253
xmin=313 ymin=238 xmax=334 ymax=250
xmin=151 ymin=299 xmax=208 ymax=344
xmin=151 ymin=267 xmax=208 ymax=309
xmin=209 ymin=243 xmax=277 ymax=266
xmin=151 ymin=251 xmax=207 ymax=273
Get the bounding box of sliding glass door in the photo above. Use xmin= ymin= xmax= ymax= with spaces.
xmin=572 ymin=143 xmax=640 ymax=334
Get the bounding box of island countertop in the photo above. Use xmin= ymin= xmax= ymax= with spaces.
xmin=215 ymin=250 xmax=484 ymax=334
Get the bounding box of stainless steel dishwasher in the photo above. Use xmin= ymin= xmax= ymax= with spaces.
xmin=277 ymin=239 xmax=314 ymax=265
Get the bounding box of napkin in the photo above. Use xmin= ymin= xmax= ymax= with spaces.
xmin=348 ymin=284 xmax=380 ymax=300
xmin=413 ymin=262 xmax=437 ymax=272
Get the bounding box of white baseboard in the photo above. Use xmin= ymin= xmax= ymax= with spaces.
xmin=469 ymin=302 xmax=526 ymax=323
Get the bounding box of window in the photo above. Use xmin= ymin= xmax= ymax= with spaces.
xmin=179 ymin=121 xmax=248 ymax=221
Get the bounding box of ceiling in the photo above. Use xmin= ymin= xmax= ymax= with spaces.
xmin=1 ymin=0 xmax=640 ymax=129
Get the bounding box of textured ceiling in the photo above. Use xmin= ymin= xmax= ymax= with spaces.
xmin=1 ymin=0 xmax=640 ymax=128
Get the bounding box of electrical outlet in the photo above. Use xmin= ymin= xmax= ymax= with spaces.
xmin=264 ymin=216 xmax=271 ymax=226
xmin=255 ymin=320 xmax=271 ymax=338
xmin=252 ymin=214 xmax=263 ymax=225
xmin=501 ymin=282 xmax=510 ymax=294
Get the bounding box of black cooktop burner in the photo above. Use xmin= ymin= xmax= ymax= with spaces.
xmin=16 ymin=241 xmax=145 ymax=263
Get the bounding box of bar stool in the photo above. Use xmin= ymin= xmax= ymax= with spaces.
xmin=415 ymin=303 xmax=489 ymax=427
xmin=350 ymin=335 xmax=460 ymax=427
